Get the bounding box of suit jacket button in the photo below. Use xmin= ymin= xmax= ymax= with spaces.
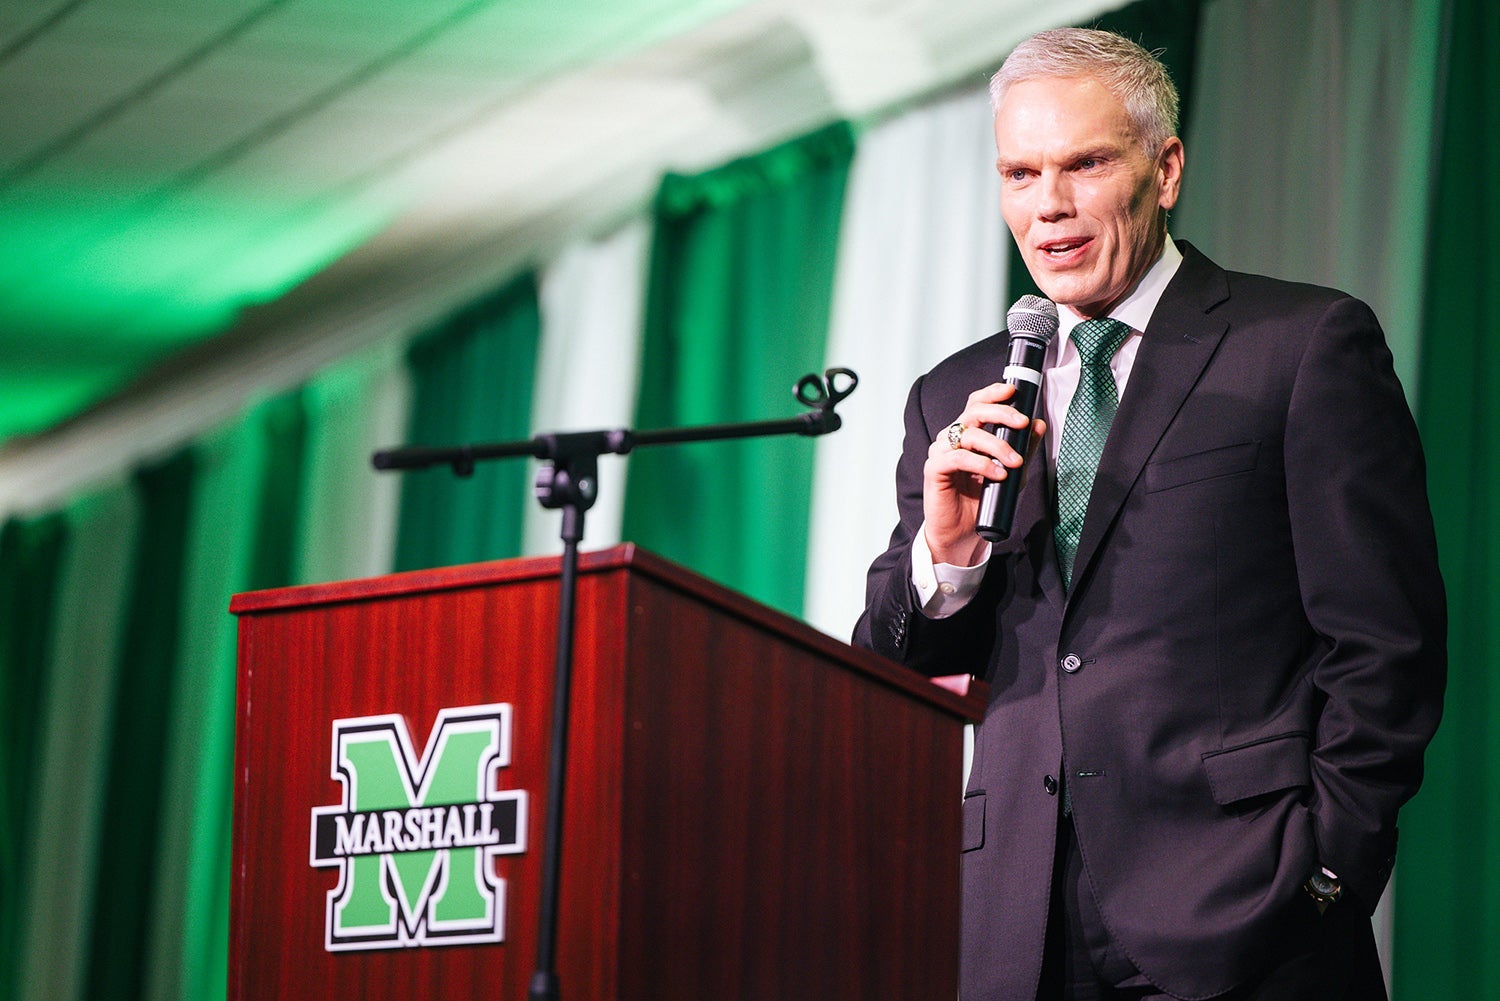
xmin=1044 ymin=775 xmax=1059 ymax=795
xmin=1060 ymin=653 xmax=1082 ymax=674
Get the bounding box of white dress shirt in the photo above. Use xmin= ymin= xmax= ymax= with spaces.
xmin=912 ymin=236 xmax=1184 ymax=616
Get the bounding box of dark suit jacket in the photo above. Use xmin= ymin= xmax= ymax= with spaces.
xmin=853 ymin=242 xmax=1446 ymax=1000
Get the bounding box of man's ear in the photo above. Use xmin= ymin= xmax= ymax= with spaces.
xmin=1157 ymin=137 xmax=1185 ymax=211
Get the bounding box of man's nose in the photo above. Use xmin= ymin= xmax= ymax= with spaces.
xmin=1037 ymin=171 xmax=1073 ymax=220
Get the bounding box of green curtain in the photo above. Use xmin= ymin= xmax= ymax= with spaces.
xmin=12 ymin=484 xmax=139 ymax=1001
xmin=295 ymin=342 xmax=410 ymax=585
xmin=0 ymin=511 xmax=70 ymax=999
xmin=393 ymin=273 xmax=542 ymax=572
xmin=81 ymin=390 xmax=310 ymax=1001
xmin=1394 ymin=0 xmax=1500 ymax=994
xmin=1005 ymin=0 xmax=1204 ymax=303
xmin=4 ymin=388 xmax=312 ymax=1001
xmin=140 ymin=393 xmax=314 ymax=1001
xmin=82 ymin=451 xmax=200 ymax=1001
xmin=622 ymin=123 xmax=854 ymax=617
xmin=245 ymin=391 xmax=310 ymax=590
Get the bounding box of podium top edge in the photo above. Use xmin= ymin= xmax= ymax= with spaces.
xmin=229 ymin=543 xmax=987 ymax=722
xmin=228 ymin=543 xmax=644 ymax=614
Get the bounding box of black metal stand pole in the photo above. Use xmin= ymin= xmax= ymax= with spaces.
xmin=526 ymin=520 xmax=576 ymax=1001
xmin=527 ymin=478 xmax=589 ymax=1001
xmin=371 ymin=368 xmax=856 ymax=1001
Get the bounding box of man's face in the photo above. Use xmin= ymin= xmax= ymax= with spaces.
xmin=993 ymin=75 xmax=1183 ymax=319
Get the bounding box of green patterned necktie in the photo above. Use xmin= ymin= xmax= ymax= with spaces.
xmin=1054 ymin=317 xmax=1132 ymax=590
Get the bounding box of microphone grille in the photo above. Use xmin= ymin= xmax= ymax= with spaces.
xmin=1006 ymin=294 xmax=1059 ymax=343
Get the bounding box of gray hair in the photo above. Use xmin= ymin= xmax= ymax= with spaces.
xmin=989 ymin=28 xmax=1180 ymax=157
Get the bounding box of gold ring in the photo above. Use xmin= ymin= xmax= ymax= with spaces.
xmin=946 ymin=421 xmax=966 ymax=450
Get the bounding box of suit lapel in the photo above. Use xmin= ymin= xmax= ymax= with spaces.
xmin=1067 ymin=244 xmax=1231 ymax=600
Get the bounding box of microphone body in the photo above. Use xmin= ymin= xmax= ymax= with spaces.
xmin=976 ymin=296 xmax=1058 ymax=542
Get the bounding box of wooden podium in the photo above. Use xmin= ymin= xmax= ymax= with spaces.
xmin=229 ymin=544 xmax=984 ymax=1000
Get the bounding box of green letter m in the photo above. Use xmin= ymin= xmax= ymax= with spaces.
xmin=309 ymin=704 xmax=527 ymax=951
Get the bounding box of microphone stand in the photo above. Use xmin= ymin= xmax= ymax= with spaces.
xmin=371 ymin=368 xmax=857 ymax=1001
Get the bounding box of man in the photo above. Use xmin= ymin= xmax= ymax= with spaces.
xmin=853 ymin=27 xmax=1445 ymax=1001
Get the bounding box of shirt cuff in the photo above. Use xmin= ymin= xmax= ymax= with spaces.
xmin=912 ymin=525 xmax=990 ymax=618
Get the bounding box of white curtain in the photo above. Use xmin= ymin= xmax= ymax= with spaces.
xmin=804 ymin=86 xmax=1009 ymax=640
xmin=1173 ymin=0 xmax=1442 ymax=398
xmin=524 ymin=219 xmax=652 ymax=556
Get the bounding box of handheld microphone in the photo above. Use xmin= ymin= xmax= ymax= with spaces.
xmin=976 ymin=295 xmax=1058 ymax=542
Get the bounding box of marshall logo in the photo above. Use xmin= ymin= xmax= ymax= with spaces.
xmin=309 ymin=704 xmax=527 ymax=951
